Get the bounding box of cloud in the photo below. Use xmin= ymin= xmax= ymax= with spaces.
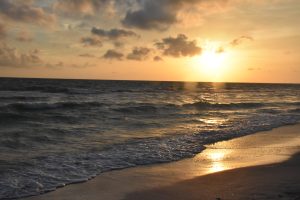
xmin=215 ymin=35 xmax=254 ymax=53
xmin=80 ymin=37 xmax=103 ymax=47
xmin=103 ymin=49 xmax=124 ymax=60
xmin=91 ymin=27 xmax=139 ymax=40
xmin=46 ymin=61 xmax=64 ymax=69
xmin=54 ymin=0 xmax=113 ymax=16
xmin=16 ymin=31 xmax=33 ymax=42
xmin=248 ymin=67 xmax=261 ymax=71
xmin=64 ymin=21 xmax=91 ymax=31
xmin=71 ymin=62 xmax=95 ymax=68
xmin=230 ymin=36 xmax=254 ymax=46
xmin=46 ymin=61 xmax=94 ymax=69
xmin=113 ymin=41 xmax=124 ymax=48
xmin=0 ymin=43 xmax=42 ymax=68
xmin=79 ymin=53 xmax=96 ymax=58
xmin=155 ymin=34 xmax=201 ymax=57
xmin=121 ymin=0 xmax=229 ymax=31
xmin=0 ymin=24 xmax=6 ymax=39
xmin=153 ymin=56 xmax=163 ymax=61
xmin=0 ymin=0 xmax=55 ymax=25
xmin=127 ymin=47 xmax=151 ymax=61
xmin=122 ymin=0 xmax=178 ymax=31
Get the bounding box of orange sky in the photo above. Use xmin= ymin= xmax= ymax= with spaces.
xmin=0 ymin=0 xmax=299 ymax=83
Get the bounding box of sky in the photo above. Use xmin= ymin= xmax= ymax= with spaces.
xmin=0 ymin=0 xmax=299 ymax=83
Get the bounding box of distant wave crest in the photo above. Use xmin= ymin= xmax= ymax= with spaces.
xmin=3 ymin=101 xmax=105 ymax=111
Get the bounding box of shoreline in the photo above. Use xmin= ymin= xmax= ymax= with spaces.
xmin=25 ymin=123 xmax=300 ymax=200
xmin=124 ymin=152 xmax=300 ymax=200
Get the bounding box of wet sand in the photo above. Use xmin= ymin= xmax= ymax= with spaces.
xmin=26 ymin=124 xmax=300 ymax=200
xmin=124 ymin=152 xmax=300 ymax=200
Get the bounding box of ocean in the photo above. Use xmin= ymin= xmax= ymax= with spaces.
xmin=0 ymin=78 xmax=300 ymax=199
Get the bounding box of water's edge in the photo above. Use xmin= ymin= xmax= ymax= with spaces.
xmin=20 ymin=121 xmax=300 ymax=200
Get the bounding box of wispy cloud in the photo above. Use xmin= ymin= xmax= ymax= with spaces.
xmin=0 ymin=43 xmax=42 ymax=68
xmin=0 ymin=24 xmax=6 ymax=39
xmin=15 ymin=31 xmax=33 ymax=42
xmin=79 ymin=53 xmax=96 ymax=58
xmin=230 ymin=36 xmax=254 ymax=46
xmin=54 ymin=0 xmax=113 ymax=16
xmin=103 ymin=49 xmax=124 ymax=60
xmin=0 ymin=0 xmax=55 ymax=25
xmin=80 ymin=37 xmax=103 ymax=47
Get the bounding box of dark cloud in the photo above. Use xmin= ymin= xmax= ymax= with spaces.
xmin=122 ymin=0 xmax=179 ymax=31
xmin=91 ymin=27 xmax=139 ymax=40
xmin=230 ymin=36 xmax=253 ymax=46
xmin=79 ymin=53 xmax=96 ymax=58
xmin=127 ymin=47 xmax=151 ymax=61
xmin=153 ymin=56 xmax=163 ymax=61
xmin=80 ymin=37 xmax=103 ymax=47
xmin=0 ymin=0 xmax=55 ymax=25
xmin=103 ymin=49 xmax=124 ymax=60
xmin=155 ymin=34 xmax=201 ymax=57
xmin=121 ymin=0 xmax=228 ymax=31
xmin=16 ymin=31 xmax=33 ymax=42
xmin=0 ymin=43 xmax=42 ymax=68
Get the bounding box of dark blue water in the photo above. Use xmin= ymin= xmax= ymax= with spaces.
xmin=0 ymin=78 xmax=300 ymax=199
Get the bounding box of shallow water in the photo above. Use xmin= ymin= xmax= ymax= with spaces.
xmin=0 ymin=78 xmax=300 ymax=199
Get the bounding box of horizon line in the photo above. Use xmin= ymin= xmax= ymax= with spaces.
xmin=0 ymin=76 xmax=299 ymax=85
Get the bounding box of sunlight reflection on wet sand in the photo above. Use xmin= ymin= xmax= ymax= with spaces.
xmin=192 ymin=125 xmax=300 ymax=175
xmin=208 ymin=151 xmax=227 ymax=173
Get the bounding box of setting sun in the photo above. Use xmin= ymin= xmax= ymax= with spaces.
xmin=190 ymin=41 xmax=229 ymax=81
xmin=201 ymin=50 xmax=227 ymax=75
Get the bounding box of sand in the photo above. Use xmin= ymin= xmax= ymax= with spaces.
xmin=124 ymin=153 xmax=300 ymax=200
xmin=25 ymin=124 xmax=300 ymax=200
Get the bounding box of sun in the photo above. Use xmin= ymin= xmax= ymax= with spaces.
xmin=201 ymin=51 xmax=222 ymax=70
xmin=200 ymin=43 xmax=227 ymax=77
xmin=190 ymin=41 xmax=229 ymax=81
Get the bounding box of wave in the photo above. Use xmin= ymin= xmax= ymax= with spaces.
xmin=1 ymin=113 xmax=299 ymax=199
xmin=0 ymin=85 xmax=71 ymax=93
xmin=114 ymin=105 xmax=158 ymax=114
xmin=0 ymin=96 xmax=47 ymax=101
xmin=113 ymin=103 xmax=177 ymax=114
xmin=2 ymin=101 xmax=106 ymax=111
xmin=183 ymin=101 xmax=265 ymax=110
xmin=112 ymin=101 xmax=300 ymax=114
xmin=0 ymin=112 xmax=27 ymax=122
xmin=290 ymin=108 xmax=300 ymax=113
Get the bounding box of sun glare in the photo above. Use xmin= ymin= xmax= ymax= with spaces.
xmin=190 ymin=41 xmax=229 ymax=81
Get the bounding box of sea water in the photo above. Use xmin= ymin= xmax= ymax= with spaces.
xmin=0 ymin=78 xmax=299 ymax=199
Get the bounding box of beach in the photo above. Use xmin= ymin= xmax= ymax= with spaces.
xmin=25 ymin=123 xmax=300 ymax=200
